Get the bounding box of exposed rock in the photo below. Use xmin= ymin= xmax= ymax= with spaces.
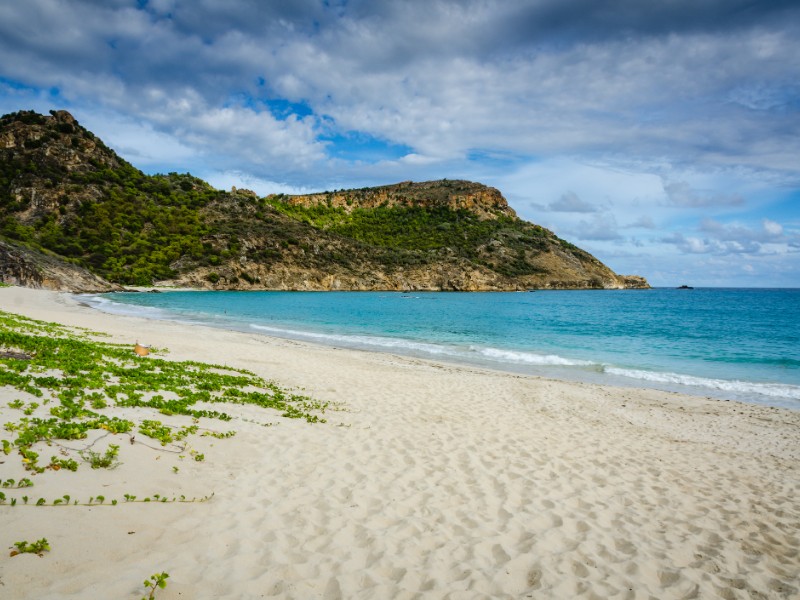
xmin=618 ymin=275 xmax=650 ymax=289
xmin=0 ymin=238 xmax=121 ymax=292
xmin=287 ymin=179 xmax=517 ymax=220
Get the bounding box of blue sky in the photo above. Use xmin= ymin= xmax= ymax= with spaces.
xmin=1 ymin=0 xmax=798 ymax=286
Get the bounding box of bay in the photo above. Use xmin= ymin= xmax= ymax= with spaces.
xmin=83 ymin=288 xmax=800 ymax=409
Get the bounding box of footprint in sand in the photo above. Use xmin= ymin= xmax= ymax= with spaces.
xmin=657 ymin=568 xmax=681 ymax=587
xmin=572 ymin=561 xmax=590 ymax=578
xmin=492 ymin=543 xmax=511 ymax=564
xmin=614 ymin=538 xmax=636 ymax=555
xmin=527 ymin=567 xmax=543 ymax=588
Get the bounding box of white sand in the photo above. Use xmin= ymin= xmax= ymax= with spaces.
xmin=0 ymin=286 xmax=798 ymax=599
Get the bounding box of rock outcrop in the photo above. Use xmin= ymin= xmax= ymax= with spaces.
xmin=287 ymin=180 xmax=517 ymax=221
xmin=0 ymin=238 xmax=121 ymax=292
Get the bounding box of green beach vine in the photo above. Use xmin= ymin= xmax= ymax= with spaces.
xmin=0 ymin=309 xmax=328 ymax=502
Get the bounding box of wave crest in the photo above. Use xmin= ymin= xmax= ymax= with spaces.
xmin=604 ymin=367 xmax=800 ymax=400
xmin=476 ymin=347 xmax=594 ymax=366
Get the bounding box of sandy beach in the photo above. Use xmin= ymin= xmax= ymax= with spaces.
xmin=0 ymin=286 xmax=798 ymax=599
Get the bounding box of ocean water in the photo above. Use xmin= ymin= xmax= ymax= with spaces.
xmin=82 ymin=289 xmax=800 ymax=409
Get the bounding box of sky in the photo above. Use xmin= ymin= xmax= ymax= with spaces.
xmin=0 ymin=0 xmax=798 ymax=287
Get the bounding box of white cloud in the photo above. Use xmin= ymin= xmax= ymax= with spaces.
xmin=763 ymin=218 xmax=783 ymax=237
xmin=80 ymin=111 xmax=197 ymax=169
xmin=202 ymin=170 xmax=316 ymax=196
xmin=661 ymin=217 xmax=794 ymax=258
xmin=699 ymin=218 xmax=788 ymax=244
xmin=499 ymin=158 xmax=664 ymax=218
xmin=398 ymin=153 xmax=441 ymax=166
xmin=3 ymin=0 xmax=798 ymax=180
xmin=1 ymin=0 xmax=799 ymax=285
xmin=660 ymin=232 xmax=721 ymax=254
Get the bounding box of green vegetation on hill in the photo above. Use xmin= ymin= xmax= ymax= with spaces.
xmin=262 ymin=197 xmax=567 ymax=277
xmin=0 ymin=109 xmax=645 ymax=290
xmin=2 ymin=170 xmax=221 ymax=285
xmin=265 ymin=199 xmax=502 ymax=250
xmin=0 ymin=111 xmax=230 ymax=284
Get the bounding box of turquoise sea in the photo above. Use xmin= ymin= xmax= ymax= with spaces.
xmin=83 ymin=289 xmax=800 ymax=409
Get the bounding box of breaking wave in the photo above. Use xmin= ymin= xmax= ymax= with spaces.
xmin=249 ymin=324 xmax=592 ymax=367
xmin=475 ymin=347 xmax=594 ymax=366
xmin=604 ymin=367 xmax=800 ymax=401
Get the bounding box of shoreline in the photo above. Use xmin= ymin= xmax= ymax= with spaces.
xmin=87 ymin=288 xmax=800 ymax=410
xmin=0 ymin=286 xmax=798 ymax=598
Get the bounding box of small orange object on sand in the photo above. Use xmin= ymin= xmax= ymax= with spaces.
xmin=133 ymin=342 xmax=150 ymax=357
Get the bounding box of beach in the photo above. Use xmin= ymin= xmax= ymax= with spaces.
xmin=0 ymin=286 xmax=798 ymax=599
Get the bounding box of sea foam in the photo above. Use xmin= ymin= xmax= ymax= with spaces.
xmin=77 ymin=294 xmax=204 ymax=325
xmin=250 ymin=323 xmax=460 ymax=356
xmin=249 ymin=324 xmax=589 ymax=367
xmin=604 ymin=366 xmax=800 ymax=401
xmin=476 ymin=347 xmax=594 ymax=366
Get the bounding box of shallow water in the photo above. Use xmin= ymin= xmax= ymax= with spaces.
xmin=84 ymin=288 xmax=800 ymax=409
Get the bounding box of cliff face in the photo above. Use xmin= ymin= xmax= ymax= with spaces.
xmin=0 ymin=238 xmax=121 ymax=292
xmin=287 ymin=180 xmax=517 ymax=221
xmin=171 ymin=261 xmax=647 ymax=292
xmin=0 ymin=109 xmax=649 ymax=292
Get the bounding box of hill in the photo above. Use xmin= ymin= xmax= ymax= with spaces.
xmin=0 ymin=109 xmax=648 ymax=291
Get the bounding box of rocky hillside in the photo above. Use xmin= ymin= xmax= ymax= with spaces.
xmin=287 ymin=180 xmax=517 ymax=220
xmin=0 ymin=109 xmax=648 ymax=291
xmin=0 ymin=237 xmax=120 ymax=292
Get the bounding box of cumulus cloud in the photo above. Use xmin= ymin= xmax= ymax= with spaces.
xmin=663 ymin=217 xmax=793 ymax=256
xmin=1 ymin=0 xmax=799 ymax=284
xmin=763 ymin=219 xmax=783 ymax=236
xmin=659 ymin=232 xmax=758 ymax=255
xmin=661 ymin=233 xmax=709 ymax=254
xmin=2 ymin=0 xmax=799 ymax=179
xmin=699 ymin=218 xmax=786 ymax=244
xmin=82 ymin=111 xmax=198 ymax=169
xmin=530 ymin=190 xmax=600 ymax=213
xmin=202 ymin=170 xmax=317 ymax=196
